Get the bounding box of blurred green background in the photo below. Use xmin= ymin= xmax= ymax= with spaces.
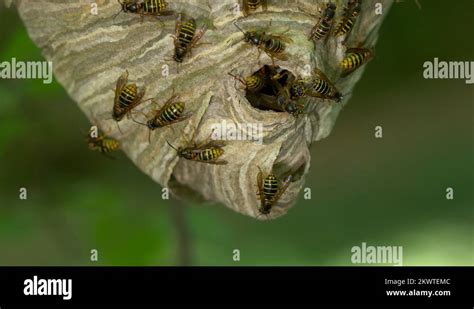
xmin=0 ymin=1 xmax=472 ymax=266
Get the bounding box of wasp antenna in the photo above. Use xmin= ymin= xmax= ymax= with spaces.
xmin=233 ymin=20 xmax=246 ymax=34
xmin=129 ymin=110 xmax=148 ymax=126
xmin=131 ymin=117 xmax=147 ymax=126
xmin=228 ymin=72 xmax=246 ymax=87
xmin=115 ymin=121 xmax=123 ymax=134
xmin=167 ymin=125 xmax=177 ymax=136
xmin=112 ymin=9 xmax=123 ymax=20
xmin=166 ymin=140 xmax=178 ymax=151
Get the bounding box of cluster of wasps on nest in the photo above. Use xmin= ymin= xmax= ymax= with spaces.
xmin=87 ymin=0 xmax=375 ymax=217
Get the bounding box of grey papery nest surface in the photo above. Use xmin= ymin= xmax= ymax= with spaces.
xmin=8 ymin=0 xmax=393 ymax=219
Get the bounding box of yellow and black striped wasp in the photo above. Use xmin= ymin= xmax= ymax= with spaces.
xmin=86 ymin=126 xmax=120 ymax=157
xmin=266 ymin=69 xmax=306 ymax=116
xmin=241 ymin=0 xmax=267 ymax=17
xmin=308 ymin=2 xmax=337 ymax=42
xmin=167 ymin=129 xmax=228 ymax=165
xmin=335 ymin=0 xmax=361 ymax=39
xmin=114 ymin=0 xmax=174 ymax=21
xmin=233 ymin=20 xmax=293 ymax=64
xmin=256 ymin=167 xmax=292 ymax=216
xmin=270 ymin=69 xmax=305 ymax=99
xmin=237 ymin=65 xmax=304 ymax=117
xmin=112 ymin=70 xmax=152 ymax=132
xmin=173 ymin=13 xmax=208 ymax=64
xmin=304 ymin=68 xmax=343 ymax=102
xmin=135 ymin=93 xmax=193 ymax=143
xmin=228 ymin=69 xmax=266 ymax=93
xmin=259 ymin=92 xmax=305 ymax=117
xmin=113 ymin=70 xmax=150 ymax=132
xmin=340 ymin=47 xmax=374 ymax=77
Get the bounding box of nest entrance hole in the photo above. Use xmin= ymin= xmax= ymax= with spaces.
xmin=244 ymin=65 xmax=298 ymax=114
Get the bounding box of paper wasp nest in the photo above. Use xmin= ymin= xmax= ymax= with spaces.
xmin=10 ymin=0 xmax=392 ymax=219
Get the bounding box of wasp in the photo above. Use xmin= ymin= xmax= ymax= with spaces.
xmin=247 ymin=67 xmax=305 ymax=117
xmin=233 ymin=20 xmax=293 ymax=64
xmin=270 ymin=74 xmax=306 ymax=115
xmin=256 ymin=167 xmax=292 ymax=215
xmin=115 ymin=0 xmax=174 ymax=21
xmin=270 ymin=69 xmax=306 ymax=100
xmin=136 ymin=94 xmax=193 ymax=143
xmin=340 ymin=47 xmax=374 ymax=77
xmin=276 ymin=95 xmax=305 ymax=117
xmin=241 ymin=0 xmax=268 ymax=17
xmin=304 ymin=68 xmax=343 ymax=102
xmin=228 ymin=70 xmax=265 ymax=93
xmin=173 ymin=13 xmax=208 ymax=63
xmin=87 ymin=127 xmax=120 ymax=156
xmin=253 ymin=91 xmax=305 ymax=117
xmin=288 ymin=82 xmax=307 ymax=100
xmin=167 ymin=130 xmax=228 ymax=165
xmin=308 ymin=2 xmax=336 ymax=42
xmin=335 ymin=0 xmax=361 ymax=38
xmin=113 ymin=70 xmax=148 ymax=131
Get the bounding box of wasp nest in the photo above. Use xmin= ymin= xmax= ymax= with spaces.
xmin=10 ymin=0 xmax=392 ymax=219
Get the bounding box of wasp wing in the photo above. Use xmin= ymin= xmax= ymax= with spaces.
xmin=205 ymin=159 xmax=228 ymax=165
xmin=190 ymin=24 xmax=208 ymax=48
xmin=256 ymin=167 xmax=266 ymax=207
xmin=313 ymin=68 xmax=340 ymax=92
xmin=197 ymin=140 xmax=227 ymax=150
xmin=114 ymin=70 xmax=129 ymax=106
xmin=267 ymin=33 xmax=293 ymax=44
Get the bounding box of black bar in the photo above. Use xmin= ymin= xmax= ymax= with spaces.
xmin=0 ymin=267 xmax=472 ymax=306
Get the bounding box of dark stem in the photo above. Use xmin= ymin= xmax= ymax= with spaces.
xmin=170 ymin=198 xmax=192 ymax=266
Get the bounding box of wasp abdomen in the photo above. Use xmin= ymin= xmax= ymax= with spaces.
xmin=87 ymin=130 xmax=120 ymax=155
xmin=118 ymin=84 xmax=137 ymax=108
xmin=312 ymin=79 xmax=331 ymax=96
xmin=310 ymin=3 xmax=336 ymax=41
xmin=264 ymin=38 xmax=285 ymax=54
xmin=246 ymin=75 xmax=265 ymax=91
xmin=341 ymin=48 xmax=373 ymax=75
xmin=163 ymin=102 xmax=184 ymax=122
xmin=314 ymin=22 xmax=330 ymax=40
xmin=143 ymin=0 xmax=167 ymax=13
xmin=336 ymin=16 xmax=356 ymax=36
xmin=198 ymin=147 xmax=224 ymax=161
xmin=178 ymin=19 xmax=196 ymax=47
xmin=335 ymin=0 xmax=361 ymax=36
xmin=263 ymin=175 xmax=278 ymax=199
xmin=152 ymin=102 xmax=185 ymax=128
xmin=101 ymin=138 xmax=120 ymax=153
xmin=248 ymin=0 xmax=262 ymax=10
